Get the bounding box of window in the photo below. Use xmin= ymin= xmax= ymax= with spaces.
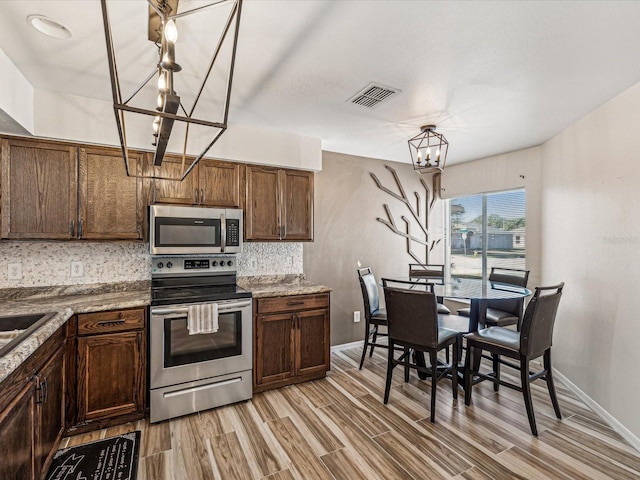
xmin=448 ymin=189 xmax=525 ymax=280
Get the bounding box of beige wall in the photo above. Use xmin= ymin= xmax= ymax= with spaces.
xmin=303 ymin=151 xmax=443 ymax=346
xmin=540 ymin=81 xmax=640 ymax=440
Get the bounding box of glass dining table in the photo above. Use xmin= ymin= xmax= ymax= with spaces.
xmin=385 ymin=276 xmax=532 ymax=333
xmin=382 ymin=276 xmax=532 ymax=385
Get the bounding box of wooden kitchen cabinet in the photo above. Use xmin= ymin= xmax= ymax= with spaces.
xmin=0 ymin=137 xmax=78 ymax=239
xmin=78 ymin=146 xmax=144 ymax=239
xmin=0 ymin=326 xmax=66 ymax=480
xmin=66 ymin=308 xmax=146 ymax=434
xmin=151 ymin=154 xmax=244 ymax=208
xmin=0 ymin=136 xmax=144 ymax=240
xmin=245 ymin=165 xmax=314 ymax=241
xmin=254 ymin=293 xmax=330 ymax=392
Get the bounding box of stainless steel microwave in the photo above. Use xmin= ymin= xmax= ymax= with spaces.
xmin=149 ymin=205 xmax=243 ymax=255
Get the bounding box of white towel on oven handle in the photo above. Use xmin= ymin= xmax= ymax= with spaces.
xmin=187 ymin=303 xmax=219 ymax=335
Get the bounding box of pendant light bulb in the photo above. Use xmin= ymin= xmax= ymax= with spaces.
xmin=158 ymin=72 xmax=167 ymax=91
xmin=153 ymin=116 xmax=161 ymax=134
xmin=164 ymin=19 xmax=178 ymax=43
xmin=157 ymin=93 xmax=165 ymax=110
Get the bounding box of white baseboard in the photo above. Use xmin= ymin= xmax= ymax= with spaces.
xmin=553 ymin=368 xmax=640 ymax=452
xmin=330 ymin=340 xmax=362 ymax=353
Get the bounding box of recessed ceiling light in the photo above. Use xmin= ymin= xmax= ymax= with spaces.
xmin=27 ymin=15 xmax=72 ymax=40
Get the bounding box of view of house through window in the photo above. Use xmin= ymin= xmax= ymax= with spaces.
xmin=448 ymin=189 xmax=525 ymax=279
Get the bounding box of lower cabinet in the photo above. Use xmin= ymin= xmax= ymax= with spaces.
xmin=254 ymin=293 xmax=330 ymax=393
xmin=0 ymin=326 xmax=66 ymax=480
xmin=66 ymin=308 xmax=146 ymax=434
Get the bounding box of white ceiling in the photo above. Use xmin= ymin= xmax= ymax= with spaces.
xmin=1 ymin=0 xmax=640 ymax=166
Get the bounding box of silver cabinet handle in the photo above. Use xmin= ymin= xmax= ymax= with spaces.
xmin=70 ymin=220 xmax=75 ymax=237
xmin=201 ymin=189 xmax=205 ymax=205
xmin=195 ymin=188 xmax=199 ymax=204
xmin=78 ymin=219 xmax=83 ymax=238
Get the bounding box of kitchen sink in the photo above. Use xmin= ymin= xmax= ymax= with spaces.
xmin=0 ymin=312 xmax=57 ymax=357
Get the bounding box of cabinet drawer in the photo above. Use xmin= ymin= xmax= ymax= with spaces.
xmin=256 ymin=294 xmax=329 ymax=314
xmin=77 ymin=308 xmax=145 ymax=336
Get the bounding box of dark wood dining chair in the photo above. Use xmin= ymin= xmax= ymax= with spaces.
xmin=357 ymin=266 xmax=390 ymax=369
xmin=457 ymin=267 xmax=530 ymax=328
xmin=463 ymin=283 xmax=564 ymax=436
xmin=381 ymin=279 xmax=461 ymax=423
xmin=408 ymin=263 xmax=451 ymax=314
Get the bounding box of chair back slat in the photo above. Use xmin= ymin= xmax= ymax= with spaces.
xmin=409 ymin=264 xmax=445 ymax=282
xmin=519 ymin=283 xmax=564 ymax=357
xmin=383 ymin=284 xmax=439 ymax=349
xmin=358 ymin=267 xmax=380 ymax=317
xmin=489 ymin=267 xmax=530 ymax=287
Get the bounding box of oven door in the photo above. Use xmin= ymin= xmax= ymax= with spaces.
xmin=149 ymin=298 xmax=252 ymax=389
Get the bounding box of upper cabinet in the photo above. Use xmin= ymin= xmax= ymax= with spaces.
xmin=245 ymin=165 xmax=313 ymax=241
xmin=79 ymin=147 xmax=144 ymax=240
xmin=150 ymin=155 xmax=244 ymax=208
xmin=0 ymin=137 xmax=143 ymax=240
xmin=1 ymin=138 xmax=78 ymax=239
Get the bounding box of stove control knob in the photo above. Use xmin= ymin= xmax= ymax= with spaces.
xmin=212 ymin=261 xmax=218 ymax=267
xmin=157 ymin=262 xmax=164 ymax=269
xmin=166 ymin=262 xmax=173 ymax=269
xmin=227 ymin=260 xmax=233 ymax=266
xmin=220 ymin=260 xmax=226 ymax=267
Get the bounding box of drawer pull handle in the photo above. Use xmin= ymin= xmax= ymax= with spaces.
xmin=97 ymin=320 xmax=126 ymax=327
xmin=287 ymin=301 xmax=305 ymax=306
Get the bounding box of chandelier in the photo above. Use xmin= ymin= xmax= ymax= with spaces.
xmin=408 ymin=124 xmax=449 ymax=174
xmin=100 ymin=0 xmax=243 ymax=180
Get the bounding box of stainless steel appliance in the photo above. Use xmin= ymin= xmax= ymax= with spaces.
xmin=149 ymin=205 xmax=243 ymax=255
xmin=149 ymin=255 xmax=252 ymax=423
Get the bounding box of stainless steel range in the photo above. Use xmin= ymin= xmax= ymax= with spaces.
xmin=149 ymin=255 xmax=252 ymax=423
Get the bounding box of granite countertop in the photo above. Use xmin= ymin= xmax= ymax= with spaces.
xmin=238 ymin=275 xmax=332 ymax=298
xmin=0 ymin=276 xmax=331 ymax=383
xmin=0 ymin=282 xmax=150 ymax=383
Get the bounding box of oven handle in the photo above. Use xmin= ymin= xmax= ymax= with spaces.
xmin=151 ymin=299 xmax=252 ymax=316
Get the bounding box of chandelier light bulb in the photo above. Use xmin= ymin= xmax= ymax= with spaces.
xmin=153 ymin=116 xmax=161 ymax=134
xmin=436 ymin=148 xmax=441 ymax=162
xmin=158 ymin=72 xmax=167 ymax=91
xmin=157 ymin=94 xmax=165 ymax=110
xmin=164 ymin=19 xmax=178 ymax=43
xmin=417 ymin=150 xmax=422 ymax=164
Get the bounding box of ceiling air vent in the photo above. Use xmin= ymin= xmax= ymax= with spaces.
xmin=348 ymin=83 xmax=399 ymax=109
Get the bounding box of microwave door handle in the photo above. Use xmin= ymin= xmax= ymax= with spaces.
xmin=220 ymin=212 xmax=226 ymax=252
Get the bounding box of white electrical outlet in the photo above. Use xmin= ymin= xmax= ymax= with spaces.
xmin=8 ymin=263 xmax=22 ymax=280
xmin=353 ymin=311 xmax=361 ymax=323
xmin=71 ymin=261 xmax=84 ymax=277
xmin=250 ymin=257 xmax=258 ymax=269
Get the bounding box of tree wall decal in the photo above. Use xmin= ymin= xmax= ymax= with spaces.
xmin=370 ymin=164 xmax=441 ymax=265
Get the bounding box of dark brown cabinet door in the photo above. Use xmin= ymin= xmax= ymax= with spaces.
xmin=0 ymin=138 xmax=77 ymax=239
xmin=0 ymin=383 xmax=36 ymax=480
xmin=282 ymin=169 xmax=313 ymax=241
xmin=151 ymin=154 xmax=199 ymax=204
xmin=245 ymin=165 xmax=281 ymax=240
xmin=79 ymin=147 xmax=143 ymax=239
xmin=245 ymin=165 xmax=314 ymax=241
xmin=35 ymin=346 xmax=65 ymax=476
xmin=198 ymin=159 xmax=243 ymax=208
xmin=77 ymin=331 xmax=145 ymax=423
xmin=296 ymin=309 xmax=329 ymax=377
xmin=255 ymin=312 xmax=296 ymax=386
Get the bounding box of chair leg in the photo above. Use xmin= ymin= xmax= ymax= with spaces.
xmin=369 ymin=325 xmax=379 ymax=357
xmin=404 ymin=347 xmax=410 ymax=383
xmin=383 ymin=340 xmax=394 ymax=404
xmin=430 ymin=350 xmax=438 ymax=423
xmin=521 ymin=356 xmax=538 ymax=436
xmin=464 ymin=344 xmax=476 ymax=406
xmin=492 ymin=353 xmax=501 ymax=392
xmin=358 ymin=323 xmax=371 ymax=370
xmin=451 ymin=339 xmax=459 ymax=400
xmin=544 ymin=349 xmax=562 ymax=419
xmin=445 ymin=345 xmax=450 ymax=364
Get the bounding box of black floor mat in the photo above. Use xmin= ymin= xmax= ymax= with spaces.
xmin=45 ymin=430 xmax=140 ymax=480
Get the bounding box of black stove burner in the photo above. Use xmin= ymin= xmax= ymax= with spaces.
xmin=150 ymin=273 xmax=252 ymax=306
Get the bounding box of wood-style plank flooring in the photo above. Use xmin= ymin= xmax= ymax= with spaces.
xmin=62 ymin=346 xmax=640 ymax=479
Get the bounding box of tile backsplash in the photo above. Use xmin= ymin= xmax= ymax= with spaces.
xmin=0 ymin=241 xmax=303 ymax=288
